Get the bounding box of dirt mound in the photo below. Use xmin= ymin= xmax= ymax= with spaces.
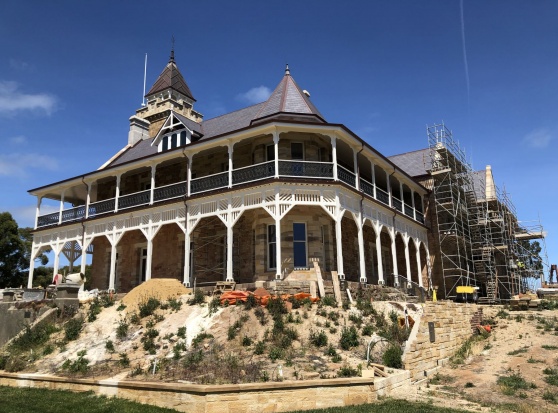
xmin=122 ymin=278 xmax=190 ymax=310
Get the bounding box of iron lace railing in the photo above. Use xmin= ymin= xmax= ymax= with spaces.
xmin=88 ymin=198 xmax=115 ymax=218
xmin=338 ymin=165 xmax=356 ymax=187
xmin=278 ymin=160 xmax=333 ymax=179
xmin=191 ymin=171 xmax=228 ymax=194
xmin=36 ymin=211 xmax=60 ymax=227
xmin=154 ymin=181 xmax=187 ymax=202
xmin=118 ymin=189 xmax=150 ymax=210
xmin=61 ymin=206 xmax=86 ymax=223
xmin=233 ymin=161 xmax=275 ymax=185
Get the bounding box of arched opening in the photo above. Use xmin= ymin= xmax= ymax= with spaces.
xmin=363 ymin=222 xmax=378 ymax=284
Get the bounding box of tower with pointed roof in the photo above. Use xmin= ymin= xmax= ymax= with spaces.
xmin=136 ymin=50 xmax=203 ymax=138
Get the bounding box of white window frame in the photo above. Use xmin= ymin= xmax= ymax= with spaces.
xmin=267 ymin=224 xmax=277 ymax=270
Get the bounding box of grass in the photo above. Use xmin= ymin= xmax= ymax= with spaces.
xmin=0 ymin=386 xmax=179 ymax=412
xmin=496 ymin=372 xmax=536 ymax=396
xmin=287 ymin=399 xmax=472 ymax=412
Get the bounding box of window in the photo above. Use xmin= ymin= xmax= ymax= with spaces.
xmin=267 ymin=225 xmax=276 ymax=270
xmin=170 ymin=133 xmax=177 ymax=149
xmin=293 ymin=223 xmax=307 ymax=269
xmin=291 ymin=142 xmax=304 ymax=160
xmin=139 ymin=248 xmax=147 ymax=282
xmin=162 ymin=136 xmax=169 ymax=151
xmin=180 ymin=131 xmax=187 ymax=146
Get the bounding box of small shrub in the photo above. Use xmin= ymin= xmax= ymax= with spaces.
xmin=64 ymin=317 xmax=84 ymax=341
xmin=208 ymin=297 xmax=221 ymax=315
xmin=176 ymin=326 xmax=186 ymax=338
xmin=269 ymin=346 xmax=284 ymax=361
xmin=348 ymin=313 xmax=363 ymax=328
xmin=339 ymin=326 xmax=359 ymax=350
xmin=119 ymin=353 xmax=130 ymax=367
xmin=337 ymin=364 xmax=360 ymax=378
xmin=191 ymin=332 xmax=213 ymax=349
xmin=189 ymin=289 xmax=205 ymax=305
xmin=141 ymin=328 xmax=159 ymax=354
xmin=138 ymin=297 xmax=161 ymax=318
xmin=309 ymin=330 xmax=328 ymax=348
xmin=254 ymin=307 xmax=268 ymax=325
xmin=254 ymin=341 xmax=266 ymax=355
xmin=242 ymin=335 xmax=253 ymax=347
xmin=362 ymin=324 xmax=374 ymax=336
xmin=130 ymin=312 xmax=140 ymax=324
xmin=116 ymin=319 xmax=129 ymax=340
xmin=267 ymin=297 xmax=287 ymax=319
xmin=496 ymin=309 xmax=509 ymax=319
xmin=497 ymin=373 xmax=536 ymax=395
xmin=542 ymin=344 xmax=558 ymax=350
xmin=87 ymin=298 xmax=103 ymax=322
xmin=62 ymin=350 xmax=89 ymax=374
xmin=543 ymin=390 xmax=558 ymax=404
xmin=167 ymin=297 xmax=182 ymax=312
xmin=105 ymin=340 xmax=115 ymax=353
xmin=382 ymin=344 xmax=403 ymax=369
xmin=244 ymin=294 xmax=257 ymax=310
xmin=116 ymin=303 xmax=126 ymax=311
xmin=42 ymin=344 xmax=54 ymax=356
xmin=325 ymin=345 xmax=338 ymax=357
xmin=464 ymin=382 xmax=475 ymax=388
xmin=332 ymin=354 xmax=342 ymax=363
xmin=507 ymin=346 xmax=529 ymax=356
xmin=321 ymin=296 xmax=337 ymax=307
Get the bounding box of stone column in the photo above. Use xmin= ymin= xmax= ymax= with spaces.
xmin=145 ymin=236 xmax=153 ymax=281
xmin=226 ymin=224 xmax=234 ymax=282
xmin=275 ymin=216 xmax=282 ymax=280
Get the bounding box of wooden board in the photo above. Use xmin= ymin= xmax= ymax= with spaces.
xmin=313 ymin=261 xmax=326 ymax=298
xmin=330 ymin=271 xmax=343 ymax=307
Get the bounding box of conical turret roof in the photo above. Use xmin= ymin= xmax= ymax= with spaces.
xmin=253 ymin=65 xmax=324 ymax=121
xmin=146 ymin=51 xmax=195 ymax=101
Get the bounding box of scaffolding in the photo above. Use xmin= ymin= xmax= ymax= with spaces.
xmin=427 ymin=123 xmax=476 ymax=299
xmin=427 ymin=123 xmax=548 ymax=301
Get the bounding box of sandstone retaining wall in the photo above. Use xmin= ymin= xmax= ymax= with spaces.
xmin=402 ymin=301 xmax=482 ymax=382
xmin=0 ymin=371 xmax=410 ymax=412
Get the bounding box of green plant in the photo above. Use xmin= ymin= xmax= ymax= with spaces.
xmin=337 ymin=364 xmax=360 ymax=377
xmin=321 ymin=296 xmax=337 ymax=307
xmin=87 ymin=298 xmax=103 ymax=322
xmin=208 ymin=296 xmax=221 ymax=315
xmin=542 ymin=344 xmax=558 ymax=350
xmin=242 ymin=335 xmax=253 ymax=346
xmin=138 ymin=297 xmax=161 ymax=318
xmin=191 ymin=332 xmax=213 ymax=349
xmin=507 ymin=346 xmax=529 ymax=356
xmin=543 ymin=390 xmax=558 ymax=404
xmin=254 ymin=340 xmax=266 ymax=355
xmin=325 ymin=344 xmax=338 ymax=357
xmin=62 ymin=350 xmax=89 ymax=374
xmin=362 ymin=324 xmax=374 ymax=336
xmin=254 ymin=307 xmax=268 ymax=325
xmin=105 ymin=340 xmax=115 ymax=353
xmin=64 ymin=316 xmax=84 ymax=341
xmin=116 ymin=318 xmax=129 ymax=340
xmin=189 ymin=289 xmax=205 ymax=305
xmin=339 ymin=326 xmax=359 ymax=350
xmin=176 ymin=326 xmax=186 ymax=338
xmin=244 ymin=294 xmax=257 ymax=310
xmin=166 ymin=297 xmax=182 ymax=312
xmin=309 ymin=330 xmax=328 ymax=347
xmin=141 ymin=328 xmax=159 ymax=354
xmin=119 ymin=353 xmax=130 ymax=367
xmin=268 ymin=346 xmax=284 ymax=361
xmin=116 ymin=303 xmax=126 ymax=311
xmin=464 ymin=382 xmax=475 ymax=388
xmin=267 ymin=297 xmax=287 ymax=319
xmin=332 ymin=353 xmax=342 ymax=363
xmin=382 ymin=344 xmax=403 ymax=369
xmin=497 ymin=372 xmax=536 ymax=395
xmin=496 ymin=309 xmax=509 ymax=319
xmin=348 ymin=313 xmax=363 ymax=328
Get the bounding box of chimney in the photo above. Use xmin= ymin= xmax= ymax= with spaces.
xmin=128 ymin=116 xmax=150 ymax=146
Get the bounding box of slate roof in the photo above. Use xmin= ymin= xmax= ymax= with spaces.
xmin=108 ymin=67 xmax=325 ymax=168
xmin=388 ymin=148 xmax=431 ymax=177
xmin=253 ymin=66 xmax=324 ymax=121
xmin=146 ymin=53 xmax=195 ymax=101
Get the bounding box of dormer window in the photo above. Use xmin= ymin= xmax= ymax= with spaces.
xmin=153 ymin=113 xmax=198 ymax=153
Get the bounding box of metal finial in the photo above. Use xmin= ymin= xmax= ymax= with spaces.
xmin=170 ymin=35 xmax=175 ymax=62
xmin=285 ymin=63 xmax=290 ymax=75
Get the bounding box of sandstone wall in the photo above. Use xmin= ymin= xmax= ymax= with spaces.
xmin=402 ymin=301 xmax=483 ymax=382
xmin=0 ymin=372 xmax=410 ymax=413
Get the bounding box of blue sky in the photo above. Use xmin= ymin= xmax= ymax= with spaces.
xmin=1 ymin=1 xmax=556 ymax=271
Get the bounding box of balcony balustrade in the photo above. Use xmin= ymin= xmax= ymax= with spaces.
xmin=118 ymin=189 xmax=150 ymax=210
xmin=233 ymin=161 xmax=275 ymax=185
xmin=36 ymin=160 xmax=425 ymax=227
xmin=154 ymin=181 xmax=187 ymax=202
xmin=338 ymin=165 xmax=356 ymax=187
xmin=392 ymin=197 xmax=403 ymax=212
xmin=191 ymin=171 xmax=228 ymax=194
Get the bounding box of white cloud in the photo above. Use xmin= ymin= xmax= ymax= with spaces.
xmin=9 ymin=136 xmax=27 ymax=145
xmin=236 ymin=86 xmax=272 ymax=104
xmin=0 ymin=81 xmax=57 ymax=116
xmin=522 ymin=128 xmax=553 ymax=148
xmin=9 ymin=59 xmax=31 ymax=71
xmin=4 ymin=204 xmax=59 ymax=228
xmin=0 ymin=153 xmax=59 ymax=177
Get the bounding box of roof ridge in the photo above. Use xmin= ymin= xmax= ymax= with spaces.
xmin=202 ymin=102 xmax=265 ymax=123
